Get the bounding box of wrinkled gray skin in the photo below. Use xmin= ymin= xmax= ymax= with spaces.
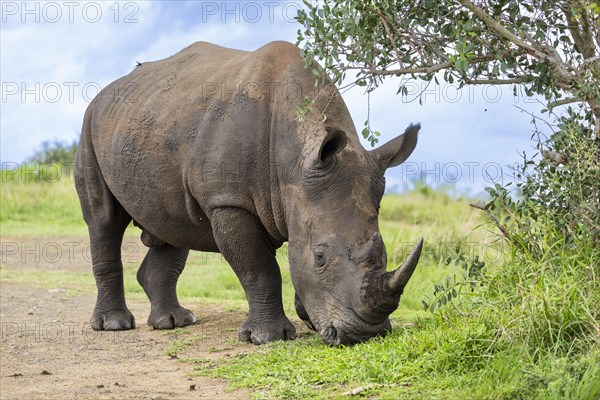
xmin=75 ymin=41 xmax=423 ymax=346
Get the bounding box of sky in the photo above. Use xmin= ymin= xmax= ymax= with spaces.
xmin=0 ymin=0 xmax=547 ymax=194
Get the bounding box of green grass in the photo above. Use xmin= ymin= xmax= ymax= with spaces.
xmin=199 ymin=240 xmax=599 ymax=399
xmin=166 ymin=335 xmax=206 ymax=356
xmin=1 ymin=175 xmax=88 ymax=236
xmin=1 ymin=173 xmax=598 ymax=399
xmin=192 ymin=323 xmax=599 ymax=399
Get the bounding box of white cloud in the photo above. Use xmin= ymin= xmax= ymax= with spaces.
xmin=0 ymin=0 xmax=301 ymax=162
xmin=1 ymin=1 xmax=165 ymax=162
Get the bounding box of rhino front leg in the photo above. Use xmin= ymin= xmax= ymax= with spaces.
xmin=137 ymin=244 xmax=196 ymax=329
xmin=210 ymin=208 xmax=296 ymax=344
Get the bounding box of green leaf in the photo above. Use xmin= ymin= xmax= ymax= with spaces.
xmin=492 ymin=64 xmax=500 ymax=76
xmin=361 ymin=127 xmax=370 ymax=139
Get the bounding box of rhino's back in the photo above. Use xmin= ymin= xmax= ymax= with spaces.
xmin=85 ymin=41 xmax=302 ymax=249
xmin=91 ymin=41 xmax=275 ymax=154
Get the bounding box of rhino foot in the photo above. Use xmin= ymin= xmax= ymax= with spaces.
xmin=147 ymin=306 xmax=196 ymax=330
xmin=90 ymin=308 xmax=136 ymax=331
xmin=238 ymin=315 xmax=296 ymax=345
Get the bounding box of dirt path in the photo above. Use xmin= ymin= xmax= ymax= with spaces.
xmin=0 ymin=282 xmax=253 ymax=399
xmin=0 ymin=238 xmax=256 ymax=400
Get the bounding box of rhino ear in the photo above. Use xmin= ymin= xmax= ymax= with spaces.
xmin=309 ymin=127 xmax=348 ymax=167
xmin=372 ymin=123 xmax=420 ymax=169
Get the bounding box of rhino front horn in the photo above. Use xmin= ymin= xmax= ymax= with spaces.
xmin=387 ymin=237 xmax=424 ymax=294
xmin=360 ymin=238 xmax=424 ymax=320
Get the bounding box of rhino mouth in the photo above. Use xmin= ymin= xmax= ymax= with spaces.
xmin=297 ymin=294 xmax=392 ymax=346
xmin=318 ymin=321 xmax=391 ymax=346
xmin=320 ymin=326 xmax=340 ymax=346
xmin=315 ymin=312 xmax=392 ymax=346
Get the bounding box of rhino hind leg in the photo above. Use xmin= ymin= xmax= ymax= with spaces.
xmin=136 ymin=244 xmax=196 ymax=329
xmin=87 ymin=217 xmax=136 ymax=331
xmin=75 ymin=130 xmax=135 ymax=331
xmin=210 ymin=208 xmax=296 ymax=344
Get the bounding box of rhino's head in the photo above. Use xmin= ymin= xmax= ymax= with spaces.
xmin=286 ymin=123 xmax=422 ymax=346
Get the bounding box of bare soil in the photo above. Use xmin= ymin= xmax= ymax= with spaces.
xmin=0 ymin=236 xmax=257 ymax=400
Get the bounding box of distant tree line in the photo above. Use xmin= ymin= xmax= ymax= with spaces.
xmin=28 ymin=139 xmax=78 ymax=165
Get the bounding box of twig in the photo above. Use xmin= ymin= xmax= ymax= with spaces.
xmin=512 ymin=104 xmax=557 ymax=132
xmin=343 ymin=384 xmax=377 ymax=396
xmin=548 ymin=96 xmax=581 ymax=108
xmin=469 ymin=202 xmax=526 ymax=252
xmin=465 ymin=78 xmax=522 ymax=85
xmin=368 ymin=54 xmax=498 ymax=77
xmin=369 ymin=61 xmax=454 ymax=76
xmin=375 ymin=10 xmax=404 ymax=69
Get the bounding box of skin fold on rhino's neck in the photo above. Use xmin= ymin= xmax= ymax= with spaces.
xmin=268 ymin=112 xmax=334 ymax=245
xmin=267 ymin=110 xmax=302 ymax=243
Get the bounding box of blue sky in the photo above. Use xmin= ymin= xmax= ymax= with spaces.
xmin=1 ymin=1 xmax=546 ymax=194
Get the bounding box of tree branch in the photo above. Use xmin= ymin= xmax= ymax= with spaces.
xmin=465 ymin=78 xmax=522 ymax=85
xmin=595 ymin=13 xmax=600 ymax=52
xmin=368 ymin=54 xmax=503 ymax=77
xmin=456 ymin=0 xmax=575 ymax=87
xmin=548 ymin=96 xmax=581 ymax=108
xmin=469 ymin=202 xmax=528 ymax=253
xmin=369 ymin=61 xmax=453 ymax=76
xmin=560 ymin=4 xmax=586 ymax=56
xmin=576 ymin=0 xmax=596 ymax=59
xmin=456 ymin=0 xmax=546 ymax=57
xmin=581 ymin=56 xmax=600 ymax=70
xmin=374 ymin=10 xmax=404 ymax=70
xmin=561 ymin=1 xmax=596 ymax=60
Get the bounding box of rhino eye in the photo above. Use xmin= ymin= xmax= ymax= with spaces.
xmin=314 ymin=251 xmax=326 ymax=268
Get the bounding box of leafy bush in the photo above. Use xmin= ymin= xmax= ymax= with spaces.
xmin=410 ymin=109 xmax=600 ymax=397
xmin=485 ymin=110 xmax=600 ymax=255
xmin=421 ymin=249 xmax=486 ymax=314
